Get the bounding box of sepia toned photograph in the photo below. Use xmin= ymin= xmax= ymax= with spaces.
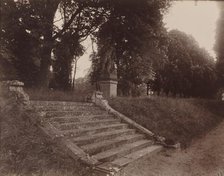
xmin=0 ymin=0 xmax=224 ymax=175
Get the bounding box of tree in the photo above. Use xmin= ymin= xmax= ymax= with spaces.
xmin=51 ymin=1 xmax=106 ymax=90
xmin=152 ymin=30 xmax=216 ymax=98
xmin=92 ymin=0 xmax=170 ymax=96
xmin=215 ymin=2 xmax=224 ymax=88
xmin=1 ymin=0 xmax=108 ymax=88
xmin=0 ymin=0 xmax=40 ymax=85
xmin=0 ymin=45 xmax=17 ymax=81
xmin=27 ymin=0 xmax=61 ymax=88
xmin=36 ymin=0 xmax=108 ymax=88
xmin=53 ymin=32 xmax=84 ymax=90
xmin=0 ymin=0 xmax=17 ymax=80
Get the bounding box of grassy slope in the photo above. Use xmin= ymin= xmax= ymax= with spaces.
xmin=108 ymin=96 xmax=224 ymax=148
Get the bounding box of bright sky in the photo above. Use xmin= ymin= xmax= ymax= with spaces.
xmin=75 ymin=37 xmax=92 ymax=79
xmin=164 ymin=0 xmax=220 ymax=58
xmin=76 ymin=0 xmax=221 ymax=78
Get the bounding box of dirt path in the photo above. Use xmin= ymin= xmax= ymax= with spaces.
xmin=121 ymin=120 xmax=224 ymax=176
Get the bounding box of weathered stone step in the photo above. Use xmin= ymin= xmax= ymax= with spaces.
xmin=31 ymin=100 xmax=93 ymax=106
xmin=31 ymin=99 xmax=162 ymax=169
xmin=81 ymin=134 xmax=145 ymax=155
xmin=53 ymin=115 xmax=115 ymax=123
xmin=42 ymin=110 xmax=108 ymax=117
xmin=34 ymin=105 xmax=102 ymax=112
xmin=53 ymin=116 xmax=80 ymax=123
xmin=111 ymin=145 xmax=163 ymax=167
xmin=73 ymin=129 xmax=136 ymax=146
xmin=92 ymin=140 xmax=153 ymax=162
xmin=58 ymin=119 xmax=120 ymax=130
xmin=62 ymin=123 xmax=129 ymax=137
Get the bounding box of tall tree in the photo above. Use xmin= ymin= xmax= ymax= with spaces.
xmin=53 ymin=32 xmax=84 ymax=90
xmin=215 ymin=2 xmax=224 ymax=88
xmin=0 ymin=0 xmax=18 ymax=80
xmin=28 ymin=0 xmax=61 ymax=88
xmin=0 ymin=0 xmax=40 ymax=85
xmin=152 ymin=30 xmax=216 ymax=97
xmin=51 ymin=1 xmax=107 ymax=90
xmin=92 ymin=0 xmax=170 ymax=96
xmin=1 ymin=0 xmax=108 ymax=88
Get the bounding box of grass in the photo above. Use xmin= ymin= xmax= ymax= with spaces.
xmin=108 ymin=96 xmax=224 ymax=148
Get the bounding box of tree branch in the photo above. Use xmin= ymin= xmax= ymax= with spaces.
xmin=52 ymin=6 xmax=84 ymax=40
xmin=53 ymin=17 xmax=63 ymax=23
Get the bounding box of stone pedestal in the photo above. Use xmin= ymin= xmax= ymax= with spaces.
xmin=99 ymin=71 xmax=118 ymax=98
xmin=99 ymin=80 xmax=118 ymax=98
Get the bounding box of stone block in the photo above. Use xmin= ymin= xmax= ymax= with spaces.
xmin=99 ymin=80 xmax=118 ymax=98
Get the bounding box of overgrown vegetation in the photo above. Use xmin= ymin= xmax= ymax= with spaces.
xmin=0 ymin=90 xmax=93 ymax=176
xmin=109 ymin=97 xmax=224 ymax=148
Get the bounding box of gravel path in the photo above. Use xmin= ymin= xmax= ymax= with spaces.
xmin=121 ymin=120 xmax=224 ymax=176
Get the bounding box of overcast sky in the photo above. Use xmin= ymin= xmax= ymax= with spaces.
xmin=76 ymin=0 xmax=221 ymax=78
xmin=164 ymin=0 xmax=219 ymax=57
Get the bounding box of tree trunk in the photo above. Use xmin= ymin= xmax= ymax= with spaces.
xmin=31 ymin=0 xmax=60 ymax=88
xmin=72 ymin=58 xmax=78 ymax=90
xmin=38 ymin=16 xmax=55 ymax=89
xmin=39 ymin=43 xmax=52 ymax=89
xmin=146 ymin=83 xmax=150 ymax=96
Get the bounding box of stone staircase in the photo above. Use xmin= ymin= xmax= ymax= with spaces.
xmin=31 ymin=100 xmax=163 ymax=175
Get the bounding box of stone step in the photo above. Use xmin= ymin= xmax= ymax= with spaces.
xmin=53 ymin=116 xmax=81 ymax=123
xmin=58 ymin=119 xmax=120 ymax=130
xmin=31 ymin=100 xmax=93 ymax=106
xmin=53 ymin=115 xmax=115 ymax=123
xmin=31 ymin=100 xmax=162 ymax=169
xmin=42 ymin=110 xmax=108 ymax=117
xmin=34 ymin=105 xmax=102 ymax=112
xmin=81 ymin=134 xmax=145 ymax=155
xmin=62 ymin=123 xmax=129 ymax=137
xmin=111 ymin=145 xmax=163 ymax=167
xmin=92 ymin=140 xmax=153 ymax=162
xmin=73 ymin=129 xmax=136 ymax=146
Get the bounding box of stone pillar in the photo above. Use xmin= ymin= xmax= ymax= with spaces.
xmin=99 ymin=72 xmax=118 ymax=98
xmin=0 ymin=80 xmax=30 ymax=106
